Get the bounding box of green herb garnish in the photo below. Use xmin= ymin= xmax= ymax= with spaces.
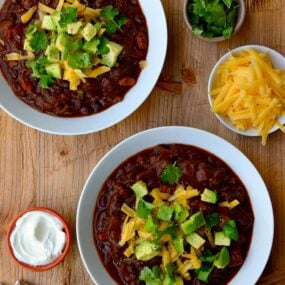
xmin=29 ymin=31 xmax=48 ymax=52
xmin=160 ymin=163 xmax=182 ymax=185
xmin=187 ymin=0 xmax=238 ymax=39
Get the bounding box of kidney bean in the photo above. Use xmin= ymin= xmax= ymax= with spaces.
xmin=118 ymin=77 xmax=136 ymax=87
xmin=136 ymin=31 xmax=147 ymax=50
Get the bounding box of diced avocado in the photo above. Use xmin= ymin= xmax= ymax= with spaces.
xmin=45 ymin=46 xmax=60 ymax=62
xmin=214 ymin=231 xmax=231 ymax=246
xmin=51 ymin=12 xmax=61 ymax=27
xmin=186 ymin=232 xmax=206 ymax=249
xmin=81 ymin=23 xmax=97 ymax=41
xmin=135 ymin=241 xmax=160 ymax=261
xmin=201 ymin=188 xmax=218 ymax=204
xmin=56 ymin=33 xmax=70 ymax=52
xmin=163 ymin=264 xmax=175 ymax=285
xmin=223 ymin=220 xmax=239 ymax=241
xmin=102 ymin=41 xmax=123 ymax=67
xmin=136 ymin=199 xmax=155 ymax=219
xmin=45 ymin=63 xmax=62 ymax=79
xmin=83 ymin=38 xmax=100 ymax=54
xmin=214 ymin=247 xmax=230 ymax=269
xmin=196 ymin=266 xmax=213 ymax=282
xmin=67 ymin=21 xmax=83 ymax=35
xmin=23 ymin=39 xmax=33 ymax=52
xmin=131 ymin=181 xmax=148 ymax=198
xmin=157 ymin=204 xmax=173 ymax=221
xmin=173 ymin=236 xmax=184 ymax=253
xmin=145 ymin=215 xmax=157 ymax=233
xmin=174 ymin=202 xmax=189 ymax=223
xmin=42 ymin=15 xmax=57 ymax=31
xmin=181 ymin=211 xmax=206 ymax=235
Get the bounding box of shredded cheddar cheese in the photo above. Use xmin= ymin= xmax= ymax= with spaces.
xmin=21 ymin=6 xmax=37 ymax=23
xmin=219 ymin=199 xmax=240 ymax=209
xmin=210 ymin=48 xmax=285 ymax=145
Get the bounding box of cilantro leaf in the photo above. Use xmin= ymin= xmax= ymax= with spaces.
xmin=29 ymin=31 xmax=48 ymax=52
xmin=26 ymin=56 xmax=56 ymax=88
xmin=139 ymin=266 xmax=162 ymax=285
xmin=205 ymin=212 xmax=220 ymax=228
xmin=160 ymin=163 xmax=182 ymax=185
xmin=59 ymin=6 xmax=78 ymax=27
xmin=195 ymin=265 xmax=213 ymax=283
xmin=223 ymin=0 xmax=233 ymax=8
xmin=101 ymin=5 xmax=119 ymax=21
xmin=101 ymin=5 xmax=128 ymax=34
xmin=97 ymin=37 xmax=110 ymax=55
xmin=40 ymin=74 xmax=55 ymax=88
xmin=67 ymin=52 xmax=92 ymax=69
xmin=136 ymin=199 xmax=155 ymax=219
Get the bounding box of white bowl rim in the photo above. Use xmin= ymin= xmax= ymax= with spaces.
xmin=208 ymin=44 xmax=285 ymax=136
xmin=76 ymin=126 xmax=274 ymax=285
xmin=0 ymin=0 xmax=168 ymax=135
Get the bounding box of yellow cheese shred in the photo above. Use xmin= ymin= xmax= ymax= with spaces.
xmin=219 ymin=199 xmax=240 ymax=209
xmin=56 ymin=0 xmax=65 ymax=11
xmin=87 ymin=66 xmax=111 ymax=78
xmin=121 ymin=203 xmax=136 ymax=217
xmin=6 ymin=52 xmax=35 ymax=61
xmin=210 ymin=48 xmax=285 ymax=145
xmin=21 ymin=6 xmax=37 ymax=23
xmin=38 ymin=3 xmax=56 ymax=14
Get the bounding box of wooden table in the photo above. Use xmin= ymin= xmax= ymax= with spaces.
xmin=0 ymin=0 xmax=284 ymax=284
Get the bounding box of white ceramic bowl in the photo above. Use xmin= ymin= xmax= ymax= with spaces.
xmin=77 ymin=126 xmax=274 ymax=285
xmin=208 ymin=45 xmax=285 ymax=136
xmin=183 ymin=0 xmax=246 ymax=42
xmin=0 ymin=0 xmax=167 ymax=135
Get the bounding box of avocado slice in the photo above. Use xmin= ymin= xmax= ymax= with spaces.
xmin=45 ymin=46 xmax=60 ymax=63
xmin=42 ymin=15 xmax=57 ymax=31
xmin=214 ymin=247 xmax=230 ymax=269
xmin=201 ymin=188 xmax=218 ymax=204
xmin=135 ymin=241 xmax=160 ymax=261
xmin=45 ymin=63 xmax=62 ymax=79
xmin=81 ymin=23 xmax=97 ymax=41
xmin=186 ymin=232 xmax=206 ymax=249
xmin=102 ymin=41 xmax=123 ymax=67
xmin=67 ymin=21 xmax=83 ymax=35
xmin=214 ymin=231 xmax=231 ymax=246
xmin=181 ymin=211 xmax=206 ymax=234
xmin=131 ymin=181 xmax=148 ymax=198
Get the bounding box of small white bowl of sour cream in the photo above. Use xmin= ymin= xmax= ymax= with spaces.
xmin=7 ymin=207 xmax=71 ymax=271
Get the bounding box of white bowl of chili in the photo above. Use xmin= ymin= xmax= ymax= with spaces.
xmin=0 ymin=0 xmax=167 ymax=135
xmin=77 ymin=126 xmax=273 ymax=285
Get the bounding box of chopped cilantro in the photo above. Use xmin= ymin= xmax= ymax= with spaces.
xmin=157 ymin=204 xmax=174 ymax=221
xmin=101 ymin=5 xmax=128 ymax=34
xmin=205 ymin=212 xmax=220 ymax=228
xmin=200 ymin=250 xmax=216 ymax=263
xmin=160 ymin=163 xmax=182 ymax=185
xmin=139 ymin=266 xmax=162 ymax=285
xmin=187 ymin=0 xmax=238 ymax=39
xmin=59 ymin=6 xmax=78 ymax=27
xmin=136 ymin=199 xmax=155 ymax=219
xmin=29 ymin=31 xmax=48 ymax=52
xmin=97 ymin=37 xmax=110 ymax=55
xmin=26 ymin=56 xmax=55 ymax=88
xmin=223 ymin=220 xmax=239 ymax=241
xmin=195 ymin=265 xmax=213 ymax=282
xmin=40 ymin=74 xmax=55 ymax=88
xmin=67 ymin=52 xmax=92 ymax=69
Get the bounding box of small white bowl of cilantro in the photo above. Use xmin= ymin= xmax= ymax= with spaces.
xmin=183 ymin=0 xmax=246 ymax=41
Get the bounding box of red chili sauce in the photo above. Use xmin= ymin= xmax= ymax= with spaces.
xmin=94 ymin=144 xmax=254 ymax=285
xmin=0 ymin=0 xmax=148 ymax=116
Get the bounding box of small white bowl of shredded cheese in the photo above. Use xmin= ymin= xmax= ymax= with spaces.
xmin=208 ymin=45 xmax=285 ymax=145
xmin=7 ymin=207 xmax=71 ymax=271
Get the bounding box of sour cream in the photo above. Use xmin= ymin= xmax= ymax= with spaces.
xmin=10 ymin=211 xmax=66 ymax=266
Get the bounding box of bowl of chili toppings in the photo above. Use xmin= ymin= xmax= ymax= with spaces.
xmin=77 ymin=127 xmax=274 ymax=285
xmin=0 ymin=0 xmax=167 ymax=134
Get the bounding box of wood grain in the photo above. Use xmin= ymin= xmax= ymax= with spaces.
xmin=0 ymin=0 xmax=285 ymax=284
